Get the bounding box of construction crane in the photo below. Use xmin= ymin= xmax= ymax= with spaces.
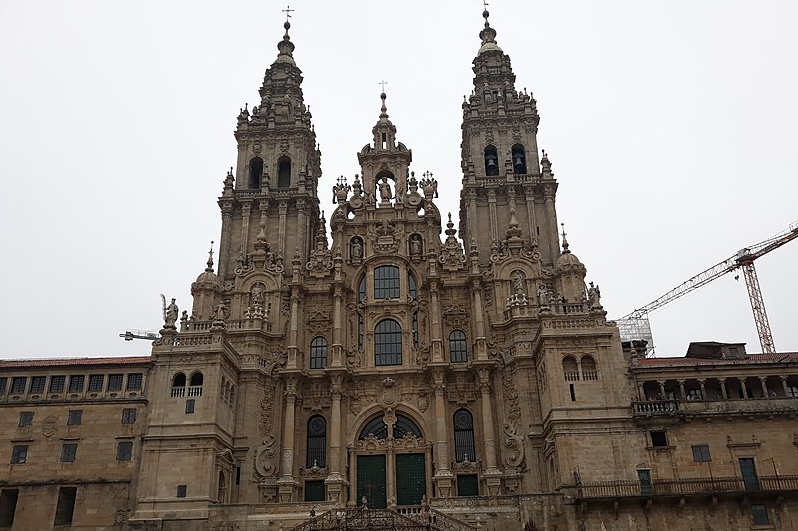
xmin=617 ymin=220 xmax=798 ymax=355
xmin=119 ymin=329 xmax=160 ymax=342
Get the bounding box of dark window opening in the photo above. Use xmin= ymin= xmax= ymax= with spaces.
xmin=357 ymin=313 xmax=364 ymax=350
xmin=121 ymin=408 xmax=137 ymax=424
xmin=394 ymin=414 xmax=422 ymax=438
xmin=53 ymin=487 xmax=77 ymax=526
xmin=359 ymin=416 xmax=388 ymax=440
xmin=107 ymin=374 xmax=123 ymax=391
xmin=249 ymin=157 xmax=263 ymax=189
xmin=457 ymin=474 xmax=479 ymax=497
xmin=29 ymin=376 xmax=46 ymax=394
xmin=116 ymin=441 xmax=133 ymax=461
xmin=10 ymin=378 xmax=26 ymax=395
xmin=751 ymin=504 xmax=770 ymax=525
xmin=305 ymin=480 xmax=325 ymax=502
xmin=381 ymin=132 xmax=387 ymax=150
xmin=67 ymin=410 xmax=82 ymax=426
xmin=189 ymin=373 xmax=203 ymax=387
xmin=484 ymin=146 xmax=499 ymax=176
xmin=374 ymin=265 xmax=400 ymax=299
xmin=512 ymin=144 xmax=527 ymax=174
xmin=61 ymin=443 xmax=77 ymax=463
xmin=569 ymin=383 xmax=576 ymax=401
xmin=358 ymin=276 xmax=367 ymax=303
xmin=277 ymin=156 xmax=291 ymax=188
xmin=176 ymin=485 xmax=187 ymax=498
xmin=185 ymin=399 xmax=195 ymax=414
xmin=691 ymin=444 xmax=711 ymax=462
xmin=126 ymin=373 xmax=143 ymax=391
xmin=650 ymin=431 xmax=668 ymax=447
xmin=306 ymin=415 xmax=327 ymax=467
xmin=0 ymin=378 xmax=6 ymax=395
xmin=408 ymin=272 xmax=417 ymax=301
xmin=449 ymin=330 xmax=468 ymax=363
xmin=10 ymin=445 xmax=27 ymax=464
xmin=88 ymin=374 xmax=104 ymax=392
xmin=454 ymin=409 xmax=476 ymax=462
xmin=0 ymin=489 xmax=19 ymax=527
xmin=310 ymin=337 xmax=328 ymax=369
xmin=412 ymin=312 xmax=419 ymax=349
xmin=375 ymin=319 xmax=402 ymax=366
xmin=18 ymin=412 xmax=33 ymax=427
xmin=172 ymin=373 xmax=186 ymax=388
xmin=68 ymin=375 xmax=85 ymax=393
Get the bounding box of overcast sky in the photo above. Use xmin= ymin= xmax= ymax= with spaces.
xmin=1 ymin=1 xmax=796 ymax=359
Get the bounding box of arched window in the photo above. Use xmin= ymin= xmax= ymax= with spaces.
xmin=310 ymin=336 xmax=328 ymax=369
xmin=359 ymin=416 xmax=388 ymax=440
xmin=511 ymin=144 xmax=527 ymax=174
xmin=408 ymin=272 xmax=417 ymax=301
xmin=412 ymin=312 xmax=419 ymax=349
xmin=217 ymin=471 xmax=227 ymax=503
xmin=453 ymin=409 xmax=476 ymax=462
xmin=394 ymin=414 xmax=422 ymax=438
xmin=562 ymin=356 xmax=579 ymax=381
xmin=484 ymin=145 xmax=499 ymax=176
xmin=581 ymin=355 xmax=598 ymax=380
xmin=358 ymin=276 xmax=367 ymax=303
xmin=277 ymin=156 xmax=291 ymax=188
xmin=306 ymin=415 xmax=327 ymax=467
xmin=375 ymin=319 xmax=402 ymax=366
xmin=249 ymin=157 xmax=263 ymax=189
xmin=171 ymin=372 xmax=186 ymax=397
xmin=374 ymin=265 xmax=400 ymax=299
xmin=449 ymin=330 xmax=468 ymax=363
xmin=189 ymin=372 xmax=203 ymax=397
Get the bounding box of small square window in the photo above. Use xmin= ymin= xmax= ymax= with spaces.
xmin=67 ymin=410 xmax=83 ymax=426
xmin=126 ymin=373 xmax=143 ymax=391
xmin=61 ymin=443 xmax=77 ymax=463
xmin=10 ymin=445 xmax=27 ymax=464
xmin=18 ymin=412 xmax=33 ymax=427
xmin=10 ymin=377 xmax=26 ymax=395
xmin=650 ymin=431 xmax=668 ymax=447
xmin=751 ymin=504 xmax=770 ymax=525
xmin=185 ymin=399 xmax=195 ymax=414
xmin=116 ymin=441 xmax=133 ymax=461
xmin=68 ymin=375 xmax=85 ymax=393
xmin=691 ymin=444 xmax=711 ymax=462
xmin=49 ymin=376 xmax=66 ymax=393
xmin=687 ymin=388 xmax=703 ymax=400
xmin=29 ymin=376 xmax=46 ymax=394
xmin=107 ymin=374 xmax=123 ymax=391
xmin=88 ymin=374 xmax=104 ymax=392
xmin=121 ymin=408 xmax=137 ymax=424
xmin=176 ymin=485 xmax=187 ymax=498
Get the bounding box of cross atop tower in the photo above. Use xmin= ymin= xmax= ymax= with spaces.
xmin=282 ymin=5 xmax=294 ymax=22
xmin=379 ymin=80 xmax=388 ymax=93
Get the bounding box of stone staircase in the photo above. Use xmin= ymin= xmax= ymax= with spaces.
xmin=291 ymin=506 xmax=476 ymax=531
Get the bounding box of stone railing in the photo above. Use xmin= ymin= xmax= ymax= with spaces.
xmin=290 ymin=507 xmax=475 ymax=531
xmin=573 ymin=475 xmax=798 ymax=499
xmin=633 ymin=400 xmax=680 ymax=415
xmin=633 ymin=398 xmax=798 ymax=417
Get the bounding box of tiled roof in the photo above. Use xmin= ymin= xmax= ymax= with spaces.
xmin=636 ymin=353 xmax=798 ymax=367
xmin=0 ymin=356 xmax=152 ymax=369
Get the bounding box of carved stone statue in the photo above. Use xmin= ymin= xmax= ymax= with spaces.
xmin=410 ymin=235 xmax=422 ymax=256
xmin=251 ymin=285 xmax=264 ymax=307
xmin=537 ymin=284 xmax=549 ymax=307
xmin=378 ymin=176 xmax=392 ymax=202
xmin=163 ymin=297 xmax=179 ymax=327
xmin=588 ymin=281 xmax=602 ymax=308
xmin=512 ymin=271 xmax=526 ymax=296
xmin=351 ymin=237 xmax=363 ymax=260
xmin=213 ymin=300 xmax=229 ymax=322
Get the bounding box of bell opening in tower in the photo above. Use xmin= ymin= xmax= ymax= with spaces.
xmin=512 ymin=144 xmax=527 ymax=174
xmin=277 ymin=156 xmax=291 ymax=188
xmin=249 ymin=157 xmax=263 ymax=189
xmin=484 ymin=145 xmax=499 ymax=176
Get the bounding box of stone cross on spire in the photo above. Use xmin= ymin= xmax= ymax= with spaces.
xmin=282 ymin=5 xmax=294 ymax=22
xmin=379 ymin=80 xmax=388 ymax=93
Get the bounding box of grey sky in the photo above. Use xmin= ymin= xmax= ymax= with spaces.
xmin=1 ymin=1 xmax=796 ymax=359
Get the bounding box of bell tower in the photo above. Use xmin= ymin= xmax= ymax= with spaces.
xmin=217 ymin=19 xmax=322 ymax=280
xmin=459 ymin=10 xmax=560 ymax=266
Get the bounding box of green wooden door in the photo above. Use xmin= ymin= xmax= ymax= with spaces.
xmin=739 ymin=458 xmax=760 ymax=492
xmin=396 ymin=453 xmax=426 ymax=506
xmin=637 ymin=469 xmax=653 ymax=495
xmin=357 ymin=455 xmax=387 ymax=509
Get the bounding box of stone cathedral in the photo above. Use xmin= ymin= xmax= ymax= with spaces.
xmin=2 ymin=10 xmax=798 ymax=531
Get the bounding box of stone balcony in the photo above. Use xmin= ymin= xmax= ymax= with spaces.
xmin=572 ymin=475 xmax=798 ymax=500
xmin=633 ymin=397 xmax=798 ymax=420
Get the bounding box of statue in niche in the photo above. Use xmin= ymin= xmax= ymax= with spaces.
xmin=537 ymin=284 xmax=549 ymax=307
xmin=213 ymin=300 xmax=229 ymax=322
xmin=351 ymin=237 xmax=363 ymax=261
xmin=588 ymin=282 xmax=602 ymax=308
xmin=410 ymin=235 xmax=423 ymax=256
xmin=512 ymin=271 xmax=526 ymax=296
xmin=378 ymin=176 xmax=392 ymax=202
xmin=251 ymin=285 xmax=264 ymax=307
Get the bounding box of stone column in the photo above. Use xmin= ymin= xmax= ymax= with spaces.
xmin=218 ymin=202 xmax=233 ymax=278
xmin=543 ymin=184 xmax=559 ymax=263
xmin=277 ymin=376 xmax=300 ymax=501
xmin=429 ymin=281 xmax=443 ymax=362
xmin=637 ymin=383 xmax=646 ymax=401
xmin=781 ymin=376 xmax=789 ymax=397
xmin=487 ymin=189 xmax=498 ymax=244
xmin=325 ymin=373 xmax=347 ymax=504
xmin=760 ymin=377 xmax=769 ymax=399
xmin=719 ymin=378 xmax=728 ymax=400
xmin=471 ymin=279 xmax=488 ymax=360
xmin=477 ymin=367 xmax=503 ymax=495
xmin=677 ymin=380 xmax=686 ymax=400
xmin=331 ymin=285 xmax=343 ymax=367
xmin=524 ymin=187 xmax=537 ymax=245
xmin=698 ymin=379 xmax=707 ymax=401
xmin=658 ymin=381 xmax=666 ymax=399
xmin=240 ymin=201 xmax=252 ymax=257
xmin=431 ymin=368 xmax=453 ymax=497
xmin=277 ymin=200 xmax=288 ymax=256
xmin=739 ymin=378 xmax=749 ymax=399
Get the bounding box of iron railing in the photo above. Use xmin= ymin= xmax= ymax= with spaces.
xmin=575 ymin=475 xmax=798 ymax=499
xmin=291 ymin=506 xmax=475 ymax=531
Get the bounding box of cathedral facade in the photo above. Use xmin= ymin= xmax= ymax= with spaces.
xmin=2 ymin=12 xmax=798 ymax=531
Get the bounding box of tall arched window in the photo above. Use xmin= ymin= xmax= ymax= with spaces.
xmin=189 ymin=372 xmax=204 ymax=396
xmin=310 ymin=337 xmax=328 ymax=369
xmin=484 ymin=145 xmax=499 ymax=176
xmin=394 ymin=414 xmax=422 ymax=438
xmin=562 ymin=356 xmax=579 ymax=381
xmin=249 ymin=157 xmax=263 ymax=189
xmin=277 ymin=156 xmax=291 ymax=188
xmin=359 ymin=416 xmax=388 ymax=440
xmin=453 ymin=409 xmax=476 ymax=462
xmin=306 ymin=415 xmax=327 ymax=467
xmin=358 ymin=276 xmax=367 ymax=303
xmin=449 ymin=330 xmax=468 ymax=363
xmin=217 ymin=471 xmax=227 ymax=503
xmin=408 ymin=272 xmax=417 ymax=301
xmin=374 ymin=265 xmax=400 ymax=299
xmin=375 ymin=319 xmax=402 ymax=366
xmin=511 ymin=144 xmax=527 ymax=174
xmin=171 ymin=372 xmax=186 ymax=397
xmin=581 ymin=355 xmax=598 ymax=380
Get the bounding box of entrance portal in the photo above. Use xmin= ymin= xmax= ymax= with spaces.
xmin=357 ymin=455 xmax=387 ymax=509
xmin=396 ymin=453 xmax=426 ymax=505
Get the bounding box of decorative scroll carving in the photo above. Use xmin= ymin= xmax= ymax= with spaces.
xmin=306 ymin=310 xmax=332 ymax=334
